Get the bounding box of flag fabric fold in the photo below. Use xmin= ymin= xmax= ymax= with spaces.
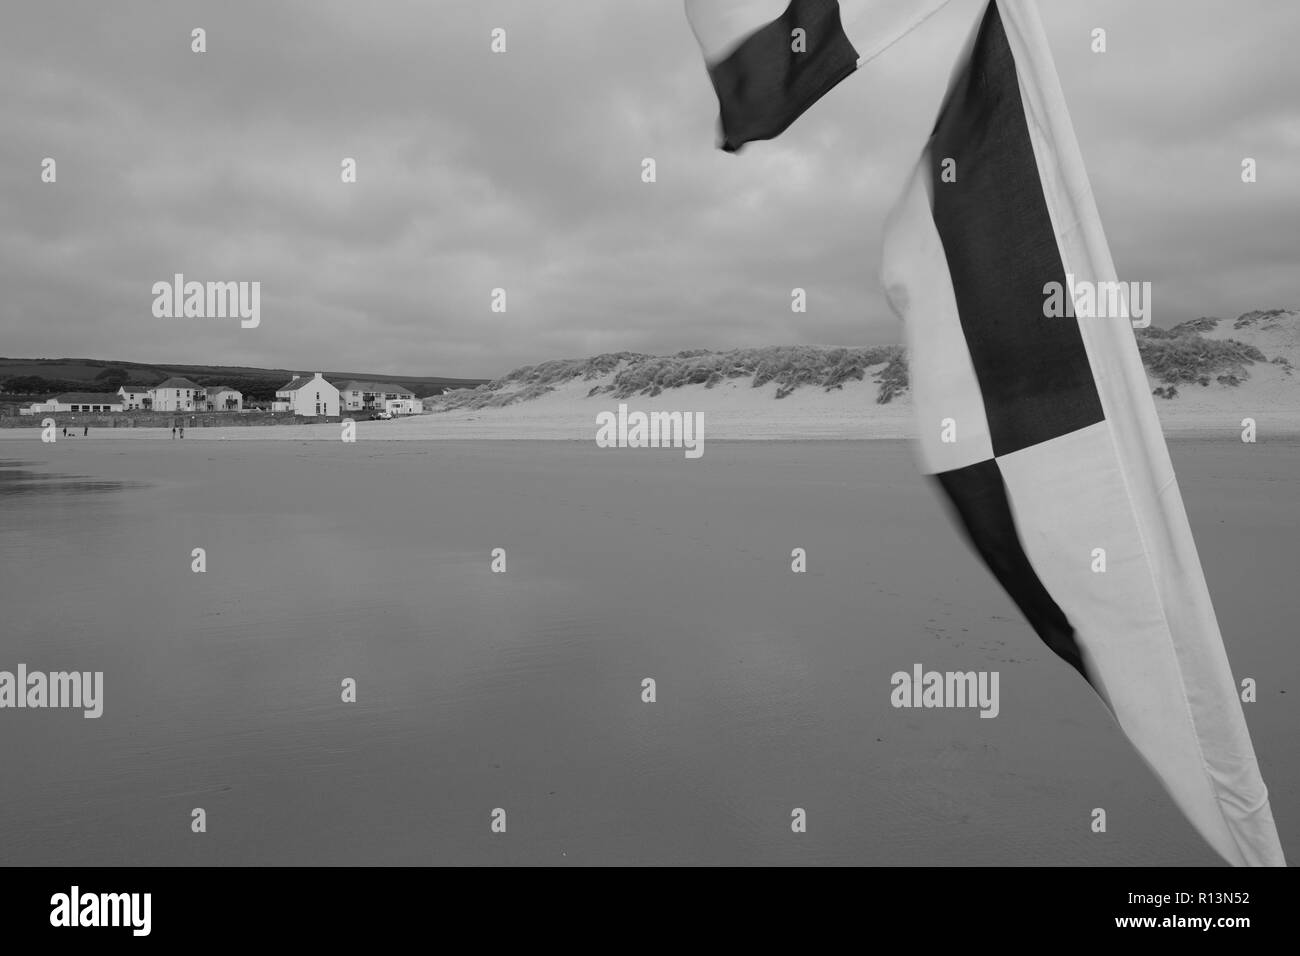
xmin=688 ymin=0 xmax=1286 ymax=866
xmin=686 ymin=0 xmax=953 ymax=151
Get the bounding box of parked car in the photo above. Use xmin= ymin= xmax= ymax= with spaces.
xmin=375 ymin=411 xmax=393 ymax=420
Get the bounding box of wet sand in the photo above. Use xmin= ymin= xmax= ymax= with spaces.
xmin=0 ymin=438 xmax=1294 ymax=865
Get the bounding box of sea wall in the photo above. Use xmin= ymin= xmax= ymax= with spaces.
xmin=0 ymin=410 xmax=344 ymax=428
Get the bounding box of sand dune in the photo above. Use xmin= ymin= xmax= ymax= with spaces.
xmin=400 ymin=310 xmax=1300 ymax=440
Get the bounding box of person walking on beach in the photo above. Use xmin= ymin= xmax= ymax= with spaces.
xmin=61 ymin=427 xmax=66 ymax=438
xmin=83 ymin=426 xmax=88 ymax=437
xmin=179 ymin=425 xmax=184 ymax=438
xmin=171 ymin=425 xmax=176 ymax=439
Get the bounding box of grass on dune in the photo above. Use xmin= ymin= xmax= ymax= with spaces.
xmin=434 ymin=346 xmax=909 ymax=410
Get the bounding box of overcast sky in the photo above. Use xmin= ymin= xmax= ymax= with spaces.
xmin=2 ymin=0 xmax=1296 ymax=379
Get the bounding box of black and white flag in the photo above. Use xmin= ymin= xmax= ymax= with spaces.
xmin=688 ymin=0 xmax=1286 ymax=866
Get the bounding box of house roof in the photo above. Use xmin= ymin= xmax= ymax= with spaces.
xmin=205 ymin=385 xmax=239 ymax=394
xmin=118 ymin=385 xmax=150 ymax=394
xmin=278 ymin=374 xmax=337 ymax=392
xmin=54 ymin=392 xmax=124 ymax=405
xmin=336 ymin=380 xmax=415 ymax=396
xmin=155 ymin=377 xmax=199 ymax=389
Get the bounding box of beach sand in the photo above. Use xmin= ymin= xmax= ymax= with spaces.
xmin=0 ymin=438 xmax=1294 ymax=865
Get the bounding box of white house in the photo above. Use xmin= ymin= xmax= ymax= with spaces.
xmin=202 ymin=386 xmax=244 ymax=411
xmin=337 ymin=381 xmax=422 ymax=415
xmin=383 ymin=398 xmax=418 ymax=416
xmin=272 ymin=372 xmax=339 ymax=417
xmin=24 ymin=392 xmax=125 ymax=414
xmin=117 ymin=385 xmax=150 ymax=409
xmin=149 ymin=377 xmax=202 ymax=412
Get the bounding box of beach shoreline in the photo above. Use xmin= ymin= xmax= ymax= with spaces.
xmin=4 ymin=377 xmax=1297 ymax=443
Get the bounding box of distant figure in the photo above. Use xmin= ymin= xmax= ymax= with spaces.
xmin=171 ymin=426 xmax=176 ymax=438
xmin=83 ymin=426 xmax=88 ymax=437
xmin=61 ymin=427 xmax=67 ymax=438
xmin=179 ymin=426 xmax=185 ymax=438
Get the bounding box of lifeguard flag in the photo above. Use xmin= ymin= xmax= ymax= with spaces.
xmin=687 ymin=0 xmax=1285 ymax=866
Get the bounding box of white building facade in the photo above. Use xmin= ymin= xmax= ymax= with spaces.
xmin=337 ymin=381 xmax=422 ymax=415
xmin=273 ymin=373 xmax=339 ymax=417
xmin=202 ymin=386 xmax=244 ymax=411
xmin=117 ymin=386 xmax=149 ymax=409
xmin=149 ymin=377 xmax=202 ymax=412
xmin=22 ymin=392 xmax=124 ymax=414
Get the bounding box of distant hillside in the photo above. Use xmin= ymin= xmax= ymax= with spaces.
xmin=429 ymin=310 xmax=1299 ymax=411
xmin=0 ymin=357 xmax=488 ymax=404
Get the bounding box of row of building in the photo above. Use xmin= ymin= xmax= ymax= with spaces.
xmin=23 ymin=378 xmax=244 ymax=415
xmin=275 ymin=373 xmax=421 ymax=417
xmin=20 ymin=374 xmax=423 ymax=417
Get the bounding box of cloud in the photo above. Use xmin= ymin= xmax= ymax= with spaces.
xmin=1 ymin=0 xmax=1295 ymax=377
